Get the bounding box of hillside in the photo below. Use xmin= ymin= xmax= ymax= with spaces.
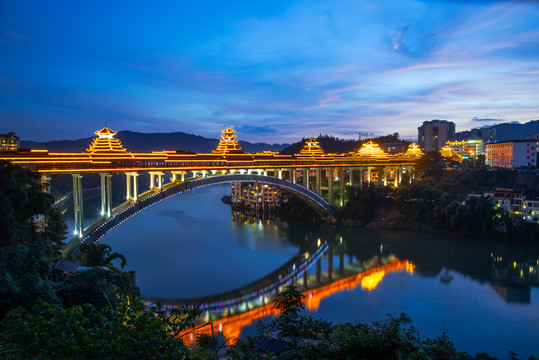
xmin=491 ymin=120 xmax=539 ymax=142
xmin=20 ymin=130 xmax=289 ymax=153
xmin=281 ymin=133 xmax=407 ymax=154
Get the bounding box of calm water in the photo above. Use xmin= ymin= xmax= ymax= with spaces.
xmin=65 ymin=184 xmax=539 ymax=359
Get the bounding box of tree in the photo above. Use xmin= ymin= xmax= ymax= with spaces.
xmin=339 ymin=183 xmax=392 ymax=226
xmin=415 ymin=151 xmax=446 ymax=182
xmin=240 ymin=285 xmax=330 ymax=354
xmin=0 ymin=301 xmax=194 ymax=359
xmin=0 ymin=163 xmax=63 ymax=319
xmin=55 ymin=268 xmax=139 ymax=309
xmin=79 ymin=242 xmax=127 ymax=269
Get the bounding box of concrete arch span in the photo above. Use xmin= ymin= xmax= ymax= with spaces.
xmin=67 ymin=174 xmax=337 ymax=254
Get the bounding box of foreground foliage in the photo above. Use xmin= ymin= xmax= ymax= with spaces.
xmin=0 ymin=162 xmax=65 ymax=318
xmin=1 ymin=301 xmax=197 ymax=359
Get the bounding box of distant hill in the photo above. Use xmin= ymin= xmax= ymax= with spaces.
xmin=20 ymin=130 xmax=289 ymax=153
xmin=491 ymin=120 xmax=539 ymax=142
xmin=281 ymin=133 xmax=407 ymax=154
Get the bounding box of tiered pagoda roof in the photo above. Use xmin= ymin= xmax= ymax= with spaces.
xmin=440 ymin=145 xmax=463 ymax=161
xmin=357 ymin=141 xmax=387 ymax=156
xmin=86 ymin=127 xmax=129 ymax=154
xmin=212 ymin=127 xmax=246 ymax=155
xmin=404 ymin=143 xmax=423 ymax=157
xmin=297 ymin=138 xmax=325 ymax=156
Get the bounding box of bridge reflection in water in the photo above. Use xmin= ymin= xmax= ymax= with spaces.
xmin=143 ymin=234 xmax=415 ymax=345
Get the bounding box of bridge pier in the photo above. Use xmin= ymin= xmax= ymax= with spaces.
xmin=390 ymin=167 xmax=398 ymax=187
xmin=99 ymin=172 xmax=112 ymax=218
xmin=315 ymin=169 xmax=321 ymax=195
xmin=72 ymin=174 xmax=84 ymax=237
xmin=367 ymin=167 xmax=375 ymax=183
xmin=359 ymin=167 xmax=364 ymax=186
xmin=171 ymin=171 xmax=186 ymax=182
xmin=126 ymin=172 xmax=139 ymax=202
xmin=328 ymin=169 xmax=334 ymax=206
xmin=149 ymin=171 xmax=164 ymax=190
xmin=40 ymin=174 xmax=51 ymax=193
xmin=339 ymin=168 xmax=344 ymax=206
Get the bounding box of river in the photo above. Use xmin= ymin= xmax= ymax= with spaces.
xmin=64 ymin=183 xmax=539 ymax=359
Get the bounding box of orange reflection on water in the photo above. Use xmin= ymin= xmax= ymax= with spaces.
xmin=179 ymin=259 xmax=414 ymax=345
xmin=304 ymin=259 xmax=414 ymax=311
xmin=179 ymin=302 xmax=281 ymax=346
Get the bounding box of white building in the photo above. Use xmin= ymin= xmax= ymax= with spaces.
xmin=485 ymin=140 xmax=538 ymax=168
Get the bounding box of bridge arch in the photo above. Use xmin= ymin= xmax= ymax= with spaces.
xmin=70 ymin=174 xmax=337 ymax=252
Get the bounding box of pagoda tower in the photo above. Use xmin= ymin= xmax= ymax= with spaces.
xmin=86 ymin=127 xmax=129 ymax=154
xmin=213 ymin=127 xmax=245 ymax=154
xmin=357 ymin=141 xmax=387 ymax=156
xmin=404 ymin=143 xmax=423 ymax=157
xmin=439 ymin=145 xmax=462 ymax=161
xmin=297 ymin=138 xmax=325 ymax=156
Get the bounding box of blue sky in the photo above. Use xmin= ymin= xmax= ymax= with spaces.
xmin=1 ymin=0 xmax=538 ymax=143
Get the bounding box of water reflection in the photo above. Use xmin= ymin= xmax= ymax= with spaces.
xmin=169 ymin=221 xmax=539 ymax=351
xmin=490 ymin=256 xmax=539 ymax=303
xmin=143 ymin=222 xmax=416 ymax=343
xmin=338 ymin=228 xmax=539 ymax=305
xmin=173 ymin=253 xmax=414 ymax=345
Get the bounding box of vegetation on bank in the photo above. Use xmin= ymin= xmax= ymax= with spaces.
xmin=1 ymin=162 xmax=537 ymax=359
xmin=339 ymin=153 xmax=538 ymax=240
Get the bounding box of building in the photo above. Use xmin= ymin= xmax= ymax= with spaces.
xmin=418 ymin=120 xmax=455 ymax=152
xmin=523 ymin=196 xmax=539 ymax=223
xmin=485 ymin=140 xmax=538 ymax=168
xmin=0 ymin=132 xmax=20 ymax=151
xmin=486 ymin=185 xmax=539 ymax=223
xmin=231 ymin=181 xmax=280 ymax=212
xmin=488 ymin=185 xmax=526 ymax=213
xmin=455 ymin=127 xmax=496 ymax=143
xmin=445 ymin=139 xmax=484 ymax=159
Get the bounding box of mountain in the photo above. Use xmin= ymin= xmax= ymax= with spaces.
xmin=490 ymin=120 xmax=539 ymax=142
xmin=20 ymin=130 xmax=289 ymax=153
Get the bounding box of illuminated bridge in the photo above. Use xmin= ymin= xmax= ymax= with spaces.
xmin=0 ymin=126 xmax=423 ymax=249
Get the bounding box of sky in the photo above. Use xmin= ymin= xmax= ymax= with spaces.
xmin=1 ymin=0 xmax=539 ymax=144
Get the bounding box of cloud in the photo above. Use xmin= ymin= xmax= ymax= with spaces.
xmin=472 ymin=117 xmax=505 ymax=122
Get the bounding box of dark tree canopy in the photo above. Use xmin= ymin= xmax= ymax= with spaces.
xmin=0 ymin=162 xmax=64 ymax=318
